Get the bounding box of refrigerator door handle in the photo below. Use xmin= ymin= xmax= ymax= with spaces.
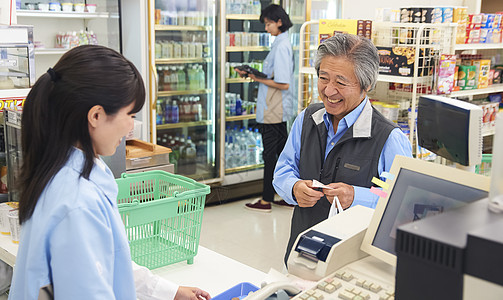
xmin=150 ymin=64 xmax=159 ymax=111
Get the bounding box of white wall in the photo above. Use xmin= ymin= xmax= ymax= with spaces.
xmin=342 ymin=0 xmax=481 ymax=20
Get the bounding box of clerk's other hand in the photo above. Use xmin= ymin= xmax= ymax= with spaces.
xmin=293 ymin=180 xmax=324 ymax=207
xmin=234 ymin=68 xmax=248 ymax=78
xmin=175 ymin=286 xmax=211 ymax=300
xmin=323 ymin=182 xmax=354 ymax=209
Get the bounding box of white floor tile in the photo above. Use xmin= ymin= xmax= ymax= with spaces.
xmin=200 ymin=198 xmax=294 ymax=273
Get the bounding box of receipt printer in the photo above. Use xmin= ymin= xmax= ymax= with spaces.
xmin=287 ymin=205 xmax=374 ymax=281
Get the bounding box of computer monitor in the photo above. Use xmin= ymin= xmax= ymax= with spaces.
xmin=417 ymin=95 xmax=483 ymax=166
xmin=360 ymin=155 xmax=490 ymax=266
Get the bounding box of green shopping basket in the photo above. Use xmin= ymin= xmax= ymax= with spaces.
xmin=116 ymin=170 xmax=210 ymax=269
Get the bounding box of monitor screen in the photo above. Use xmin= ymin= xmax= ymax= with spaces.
xmin=360 ymin=155 xmax=490 ymax=266
xmin=417 ymin=95 xmax=482 ymax=166
xmin=371 ymin=168 xmax=488 ymax=255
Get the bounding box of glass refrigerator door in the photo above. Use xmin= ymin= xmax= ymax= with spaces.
xmin=150 ymin=0 xmax=218 ymax=181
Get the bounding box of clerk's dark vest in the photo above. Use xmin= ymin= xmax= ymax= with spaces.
xmin=285 ymin=100 xmax=398 ymax=264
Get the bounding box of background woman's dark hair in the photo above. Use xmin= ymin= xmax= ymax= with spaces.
xmin=259 ymin=4 xmax=293 ymax=32
xmin=18 ymin=45 xmax=145 ymax=224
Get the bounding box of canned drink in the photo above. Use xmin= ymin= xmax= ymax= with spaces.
xmin=8 ymin=209 xmax=19 ymax=244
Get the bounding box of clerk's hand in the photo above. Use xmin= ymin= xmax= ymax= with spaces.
xmin=293 ymin=180 xmax=324 ymax=207
xmin=175 ymin=286 xmax=211 ymax=300
xmin=322 ymin=182 xmax=354 ymax=209
xmin=234 ymin=68 xmax=248 ymax=78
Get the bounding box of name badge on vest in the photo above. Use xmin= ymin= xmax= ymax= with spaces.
xmin=344 ymin=163 xmax=360 ymax=171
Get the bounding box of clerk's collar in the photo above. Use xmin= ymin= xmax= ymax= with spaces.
xmin=273 ymin=31 xmax=289 ymax=43
xmin=311 ymin=96 xmax=372 ymax=138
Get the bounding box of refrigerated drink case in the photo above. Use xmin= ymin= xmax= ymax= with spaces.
xmin=150 ymin=0 xmax=218 ymax=181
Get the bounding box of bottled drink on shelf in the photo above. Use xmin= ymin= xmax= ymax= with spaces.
xmin=246 ymin=129 xmax=257 ymax=165
xmin=171 ymin=100 xmax=180 ymax=123
xmin=177 ymin=66 xmax=186 ymax=91
xmin=169 ymin=66 xmax=178 ymax=91
xmin=162 ymin=66 xmax=171 ymax=91
xmin=255 ymin=128 xmax=263 ymax=164
xmin=156 ymin=100 xmax=164 ymax=125
xmin=184 ymin=137 xmax=197 ymax=174
xmin=235 ymin=96 xmax=242 ymax=116
xmin=197 ymin=65 xmax=205 ymax=89
xmin=164 ymin=100 xmax=172 ymax=124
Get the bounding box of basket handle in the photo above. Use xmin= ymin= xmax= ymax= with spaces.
xmin=117 ymin=199 xmax=140 ymax=208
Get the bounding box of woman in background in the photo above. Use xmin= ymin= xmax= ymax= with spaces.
xmin=236 ymin=4 xmax=296 ymax=212
xmin=9 ymin=45 xmax=211 ymax=300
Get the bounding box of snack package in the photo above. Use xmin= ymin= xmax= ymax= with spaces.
xmin=458 ymin=65 xmax=477 ymax=90
xmin=436 ymin=54 xmax=457 ymax=94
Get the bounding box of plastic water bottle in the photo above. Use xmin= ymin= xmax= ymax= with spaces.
xmin=196 ymin=140 xmax=206 ymax=165
xmin=156 ymin=100 xmax=164 ymax=125
xmin=255 ymin=128 xmax=263 ymax=164
xmin=184 ymin=137 xmax=197 ymax=174
xmin=198 ymin=65 xmax=205 ymax=89
xmin=225 ymin=136 xmax=235 ymax=168
xmin=177 ymin=66 xmax=186 ymax=91
xmin=235 ymin=96 xmax=243 ymax=116
xmin=164 ymin=100 xmax=172 ymax=123
xmin=171 ymin=100 xmax=179 ymax=123
xmin=246 ymin=129 xmax=257 ymax=165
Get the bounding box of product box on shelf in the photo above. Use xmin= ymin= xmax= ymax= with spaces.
xmin=457 ymin=65 xmax=477 ymax=90
xmin=377 ymin=46 xmax=431 ymax=77
xmin=318 ymin=19 xmax=372 ymax=43
xmin=436 ymin=54 xmax=457 ymax=94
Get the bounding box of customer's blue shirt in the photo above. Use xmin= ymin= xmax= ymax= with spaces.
xmin=256 ymin=31 xmax=295 ymax=123
xmin=273 ymin=98 xmax=413 ymax=208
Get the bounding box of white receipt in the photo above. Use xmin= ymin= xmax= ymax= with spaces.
xmin=312 ymin=179 xmax=333 ymax=189
xmin=312 ymin=180 xmax=343 ymax=217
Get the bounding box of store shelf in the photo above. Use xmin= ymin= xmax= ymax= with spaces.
xmin=225 ymin=114 xmax=256 ymax=121
xmin=226 ymin=46 xmax=270 ymax=52
xmin=449 ymin=84 xmax=503 ymax=98
xmin=154 ymin=25 xmax=212 ymax=31
xmin=300 ymin=66 xmax=317 ymax=75
xmin=16 ymin=10 xmax=110 ymax=19
xmin=156 ymin=58 xmax=212 ymax=64
xmin=158 ymin=89 xmax=212 ymax=97
xmin=225 ymin=163 xmax=264 ymax=174
xmin=226 ymin=78 xmax=253 ymax=83
xmin=377 ymin=74 xmax=433 ymax=85
xmin=226 ymin=14 xmax=260 ymax=20
xmin=157 ymin=120 xmax=212 ymax=130
xmin=455 ymin=43 xmax=503 ymax=51
xmin=291 ymin=16 xmax=305 ymax=24
xmin=34 ymin=48 xmax=69 ymax=55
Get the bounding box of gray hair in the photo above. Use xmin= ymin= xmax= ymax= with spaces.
xmin=315 ymin=33 xmax=379 ymax=93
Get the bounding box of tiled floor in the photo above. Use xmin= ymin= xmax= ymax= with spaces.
xmin=199 ymin=197 xmax=294 ymax=273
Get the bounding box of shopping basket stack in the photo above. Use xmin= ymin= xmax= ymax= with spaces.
xmin=116 ymin=170 xmax=210 ymax=269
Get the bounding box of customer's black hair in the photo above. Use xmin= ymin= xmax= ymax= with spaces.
xmin=259 ymin=4 xmax=293 ymax=32
xmin=18 ymin=45 xmax=145 ymax=224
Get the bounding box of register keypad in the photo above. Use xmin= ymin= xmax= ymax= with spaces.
xmin=292 ymin=267 xmax=394 ymax=300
